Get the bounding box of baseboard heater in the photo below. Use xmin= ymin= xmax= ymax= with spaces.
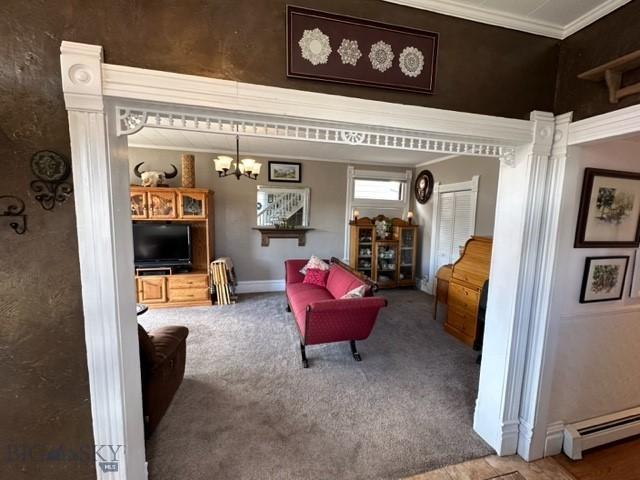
xmin=563 ymin=406 xmax=640 ymax=459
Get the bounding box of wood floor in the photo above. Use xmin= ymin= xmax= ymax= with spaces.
xmin=405 ymin=455 xmax=574 ymax=480
xmin=554 ymin=436 xmax=640 ymax=480
xmin=405 ymin=436 xmax=640 ymax=480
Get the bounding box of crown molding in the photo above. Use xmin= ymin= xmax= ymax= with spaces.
xmin=568 ymin=102 xmax=640 ymax=146
xmin=383 ymin=0 xmax=631 ymax=40
xmin=383 ymin=0 xmax=563 ymax=38
xmin=563 ymin=0 xmax=632 ymax=38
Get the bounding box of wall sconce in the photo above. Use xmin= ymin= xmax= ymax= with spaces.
xmin=30 ymin=150 xmax=73 ymax=211
xmin=1 ymin=195 xmax=27 ymax=235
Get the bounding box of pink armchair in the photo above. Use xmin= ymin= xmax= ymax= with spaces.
xmin=285 ymin=258 xmax=387 ymax=367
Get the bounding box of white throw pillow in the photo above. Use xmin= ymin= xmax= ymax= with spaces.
xmin=341 ymin=285 xmax=366 ymax=299
xmin=300 ymin=255 xmax=330 ymax=275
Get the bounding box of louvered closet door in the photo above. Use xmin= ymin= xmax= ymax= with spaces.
xmin=435 ymin=190 xmax=474 ymax=272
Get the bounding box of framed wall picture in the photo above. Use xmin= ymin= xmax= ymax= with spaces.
xmin=575 ymin=168 xmax=640 ymax=248
xmin=268 ymin=161 xmax=301 ymax=183
xmin=631 ymin=250 xmax=640 ymax=299
xmin=287 ymin=6 xmax=438 ymax=94
xmin=580 ymin=256 xmax=629 ymax=303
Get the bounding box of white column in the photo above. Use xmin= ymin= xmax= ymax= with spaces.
xmin=61 ymin=41 xmax=146 ymax=479
xmin=518 ymin=112 xmax=573 ymax=460
xmin=474 ymin=111 xmax=556 ymax=456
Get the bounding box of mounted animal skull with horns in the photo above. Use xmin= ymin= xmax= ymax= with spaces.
xmin=133 ymin=163 xmax=178 ymax=187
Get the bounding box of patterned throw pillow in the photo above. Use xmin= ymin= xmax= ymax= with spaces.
xmin=341 ymin=285 xmax=366 ymax=299
xmin=303 ymin=268 xmax=330 ymax=287
xmin=299 ymin=255 xmax=330 ymax=275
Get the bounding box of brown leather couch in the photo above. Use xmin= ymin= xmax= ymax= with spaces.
xmin=138 ymin=324 xmax=189 ymax=438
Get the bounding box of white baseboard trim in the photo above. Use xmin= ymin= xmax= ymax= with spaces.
xmin=517 ymin=418 xmax=535 ymax=460
xmin=544 ymin=421 xmax=565 ymax=456
xmin=236 ymin=279 xmax=286 ymax=294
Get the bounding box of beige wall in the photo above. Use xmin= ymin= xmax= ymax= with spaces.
xmin=129 ymin=148 xmax=353 ymax=281
xmin=414 ymin=155 xmax=500 ymax=279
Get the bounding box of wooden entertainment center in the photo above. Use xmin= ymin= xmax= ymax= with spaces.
xmin=130 ymin=186 xmax=214 ymax=308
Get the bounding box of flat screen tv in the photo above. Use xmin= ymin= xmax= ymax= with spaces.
xmin=133 ymin=223 xmax=192 ymax=270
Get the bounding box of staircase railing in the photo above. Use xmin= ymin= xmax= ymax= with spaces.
xmin=257 ymin=192 xmax=304 ymax=226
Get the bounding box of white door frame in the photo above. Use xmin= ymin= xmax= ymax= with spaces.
xmin=61 ymin=41 xmax=571 ymax=478
xmin=426 ymin=175 xmax=479 ymax=294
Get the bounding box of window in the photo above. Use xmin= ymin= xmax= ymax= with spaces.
xmin=353 ymin=179 xmax=404 ymax=201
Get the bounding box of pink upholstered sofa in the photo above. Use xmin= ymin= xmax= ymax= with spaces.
xmin=285 ymin=258 xmax=387 ymax=368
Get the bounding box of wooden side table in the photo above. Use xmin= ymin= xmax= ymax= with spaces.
xmin=433 ymin=264 xmax=453 ymax=320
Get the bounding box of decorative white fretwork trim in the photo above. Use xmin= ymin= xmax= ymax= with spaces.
xmin=117 ymin=107 xmax=517 ymax=163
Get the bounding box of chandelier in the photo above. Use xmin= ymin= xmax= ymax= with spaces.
xmin=213 ymin=134 xmax=261 ymax=180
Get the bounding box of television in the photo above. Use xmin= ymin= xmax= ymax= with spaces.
xmin=133 ymin=223 xmax=192 ymax=270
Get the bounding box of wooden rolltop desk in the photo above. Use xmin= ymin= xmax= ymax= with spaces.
xmin=444 ymin=236 xmax=492 ymax=346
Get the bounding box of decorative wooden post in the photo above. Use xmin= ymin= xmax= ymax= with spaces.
xmin=181 ymin=153 xmax=195 ymax=188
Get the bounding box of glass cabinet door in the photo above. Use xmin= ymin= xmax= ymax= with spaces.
xmin=356 ymin=227 xmax=374 ymax=277
xmin=375 ymin=242 xmax=398 ymax=288
xmin=399 ymin=228 xmax=416 ymax=283
xmin=179 ymin=191 xmax=207 ymax=219
xmin=130 ymin=191 xmax=148 ymax=219
xmin=148 ymin=190 xmax=177 ymax=219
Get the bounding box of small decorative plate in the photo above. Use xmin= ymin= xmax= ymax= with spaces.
xmin=415 ymin=169 xmax=434 ymax=204
xmin=31 ymin=150 xmax=70 ymax=182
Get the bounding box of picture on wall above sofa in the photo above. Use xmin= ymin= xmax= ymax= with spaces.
xmin=575 ymin=168 xmax=640 ymax=248
xmin=580 ymin=255 xmax=629 ymax=303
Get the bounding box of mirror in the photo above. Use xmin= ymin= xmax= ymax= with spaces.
xmin=257 ymin=185 xmax=310 ymax=227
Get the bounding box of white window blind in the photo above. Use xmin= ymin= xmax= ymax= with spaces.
xmin=435 ymin=190 xmax=474 ymax=271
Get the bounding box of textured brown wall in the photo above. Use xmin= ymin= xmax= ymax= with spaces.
xmin=0 ymin=1 xmax=561 ymax=478
xmin=554 ymin=0 xmax=640 ymax=120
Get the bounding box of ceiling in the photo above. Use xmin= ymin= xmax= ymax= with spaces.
xmin=384 ymin=0 xmax=631 ymax=39
xmin=128 ymin=127 xmax=454 ymax=167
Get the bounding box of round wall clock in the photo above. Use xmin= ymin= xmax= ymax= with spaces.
xmin=414 ymin=170 xmax=434 ymax=204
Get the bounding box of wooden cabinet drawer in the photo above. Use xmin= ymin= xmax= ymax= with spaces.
xmin=169 ymin=287 xmax=209 ymax=302
xmin=168 ymin=275 xmax=209 ymax=290
xmin=448 ymin=282 xmax=479 ymax=312
xmin=453 ymin=306 xmax=477 ymax=337
xmin=137 ymin=277 xmax=167 ymax=304
xmin=446 ymin=307 xmax=465 ymax=330
xmin=446 ymin=305 xmax=477 ymax=344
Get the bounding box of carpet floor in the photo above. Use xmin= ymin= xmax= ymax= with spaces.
xmin=140 ymin=289 xmax=492 ymax=480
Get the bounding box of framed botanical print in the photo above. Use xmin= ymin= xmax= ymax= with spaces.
xmin=575 ymin=168 xmax=640 ymax=248
xmin=580 ymin=256 xmax=629 ymax=303
xmin=268 ymin=161 xmax=301 ymax=183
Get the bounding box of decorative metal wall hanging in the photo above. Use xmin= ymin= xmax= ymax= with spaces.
xmin=30 ymin=150 xmax=73 ymax=210
xmin=0 ymin=195 xmax=27 ymax=235
xmin=287 ymin=6 xmax=439 ymax=94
